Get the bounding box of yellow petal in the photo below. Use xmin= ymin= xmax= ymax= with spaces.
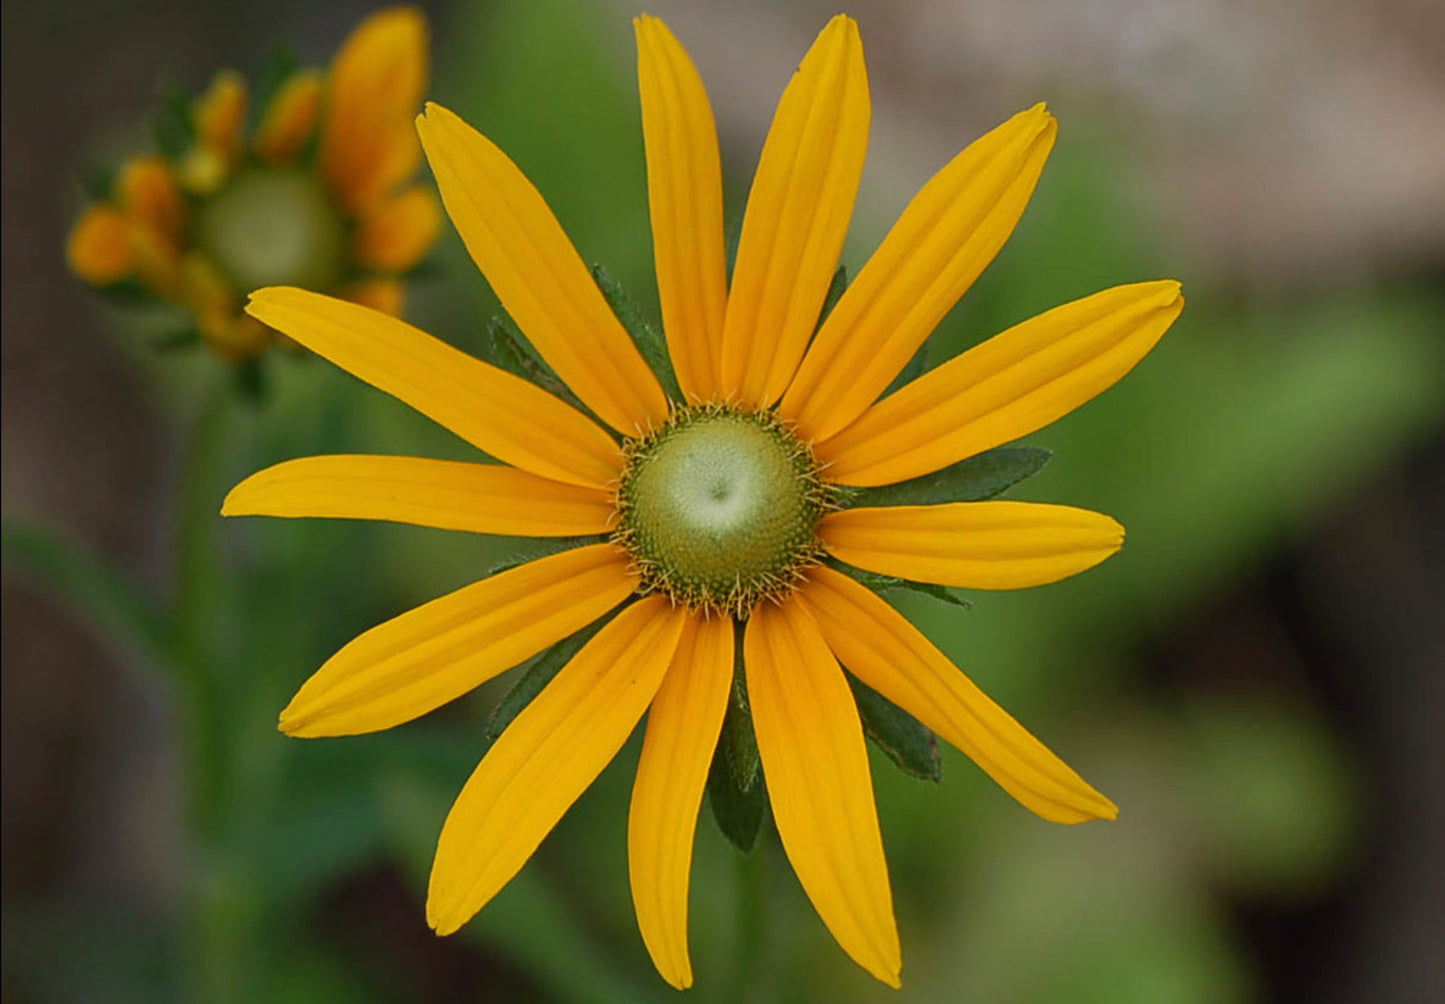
xmin=194 ymin=69 xmax=248 ymax=156
xmin=817 ymin=281 xmax=1184 ymax=486
xmin=635 ymin=15 xmax=728 ymax=403
xmin=255 ymin=70 xmax=323 ymax=165
xmin=354 ymin=184 xmax=442 ymax=273
xmin=820 ymin=501 xmax=1123 ymax=589
xmin=629 ymin=613 xmax=734 ymax=989
xmin=719 ymin=15 xmax=870 ymax=408
xmin=116 ymin=156 xmax=185 ymax=246
xmin=126 ymin=222 xmax=183 ymax=297
xmin=745 ymin=598 xmax=900 ymax=987
xmin=245 ymin=287 xmax=622 ymax=489
xmin=67 ymin=206 xmax=132 ymax=285
xmin=428 ymin=597 xmax=687 ymax=934
xmin=321 ymin=5 xmax=428 ymax=212
xmin=417 ymin=104 xmax=669 ymax=435
xmin=280 ymin=543 xmax=637 ymax=737
xmin=798 ymin=565 xmax=1117 ymax=823
xmin=780 ymin=105 xmax=1057 ymax=440
xmin=339 ymin=277 xmax=405 ymax=317
xmin=223 ymin=454 xmax=615 ymax=537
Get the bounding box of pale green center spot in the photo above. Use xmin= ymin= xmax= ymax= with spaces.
xmin=197 ymin=168 xmax=347 ymax=294
xmin=616 ymin=406 xmax=829 ymax=616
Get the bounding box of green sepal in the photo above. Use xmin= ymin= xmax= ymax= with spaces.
xmin=815 ymin=264 xmax=848 ymax=331
xmin=883 ymin=340 xmax=930 ymax=396
xmin=833 ymin=561 xmax=972 ymax=610
xmin=93 ymin=278 xmax=158 ymax=306
xmin=847 ymin=673 xmax=942 ymax=782
xmin=152 ymin=327 xmax=202 ymax=352
xmin=484 ymin=314 xmax=588 ymax=411
xmin=480 ymin=612 xmax=616 ymax=751
xmin=844 ymin=446 xmax=1053 ymax=509
xmin=484 ymin=534 xmax=611 ymax=578
xmin=154 ymin=87 xmax=196 ymax=161
xmin=590 ymin=264 xmax=681 ymax=401
xmin=250 ymin=45 xmax=300 ymax=129
xmin=707 ymin=622 xmax=769 ymax=853
xmin=79 ymin=161 xmax=116 ymax=202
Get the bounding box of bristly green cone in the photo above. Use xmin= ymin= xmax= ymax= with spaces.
xmin=615 ymin=404 xmax=835 ymax=617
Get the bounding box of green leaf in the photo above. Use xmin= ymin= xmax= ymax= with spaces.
xmin=835 ymin=562 xmax=972 ymax=610
xmin=153 ymin=87 xmax=195 ymax=161
xmin=848 ymin=445 xmax=1052 ymax=508
xmin=591 ymin=264 xmax=681 ymax=400
xmin=481 ymin=613 xmax=615 ymax=749
xmin=484 ymin=535 xmax=610 ymax=578
xmin=815 ymin=264 xmax=848 ymax=331
xmin=234 ymin=355 xmax=268 ymax=403
xmin=707 ymin=624 xmax=769 ymax=853
xmin=152 ymin=327 xmax=202 ymax=352
xmin=1 ymin=518 xmax=175 ymax=678
xmin=483 ymin=314 xmax=593 ymax=416
xmin=847 ymin=673 xmax=942 ymax=782
xmin=883 ymin=339 xmax=930 ymax=396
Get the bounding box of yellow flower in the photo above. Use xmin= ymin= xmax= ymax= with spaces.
xmin=224 ymin=14 xmax=1182 ymax=989
xmin=66 ymin=6 xmax=440 ymax=360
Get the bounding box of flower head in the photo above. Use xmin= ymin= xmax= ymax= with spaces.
xmin=66 ymin=6 xmax=439 ymax=360
xmin=224 ymin=14 xmax=1182 ymax=989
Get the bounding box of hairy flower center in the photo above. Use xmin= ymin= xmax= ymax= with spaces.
xmin=197 ymin=168 xmax=346 ymax=294
xmin=615 ymin=405 xmax=830 ymax=617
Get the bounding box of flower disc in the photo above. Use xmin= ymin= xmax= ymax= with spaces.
xmin=616 ymin=406 xmax=828 ymax=615
xmin=197 ymin=168 xmax=347 ymax=293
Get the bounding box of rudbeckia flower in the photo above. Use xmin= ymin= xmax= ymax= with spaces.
xmin=66 ymin=6 xmax=439 ymax=360
xmin=224 ymin=14 xmax=1182 ymax=989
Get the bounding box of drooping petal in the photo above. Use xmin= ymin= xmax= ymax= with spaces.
xmin=635 ymin=15 xmax=729 ymax=403
xmin=798 ymin=566 xmax=1118 ymax=823
xmin=780 ymin=105 xmax=1056 ymax=440
xmin=279 ymin=543 xmax=636 ymax=737
xmin=222 ymin=454 xmax=615 ymax=537
xmin=428 ymin=597 xmax=687 ymax=935
xmin=255 ymin=70 xmax=324 ymax=165
xmin=629 ymin=613 xmax=734 ymax=989
xmin=817 ymin=281 xmax=1183 ymax=486
xmin=245 ymin=287 xmax=622 ymax=489
xmin=67 ymin=206 xmax=133 ymax=285
xmin=820 ymin=501 xmax=1123 ymax=589
xmin=320 ymin=5 xmax=428 ymax=212
xmin=354 ymin=184 xmax=442 ymax=272
xmin=417 ymin=104 xmax=669 ymax=435
xmin=719 ymin=15 xmax=870 ymax=407
xmin=745 ymin=599 xmax=900 ymax=987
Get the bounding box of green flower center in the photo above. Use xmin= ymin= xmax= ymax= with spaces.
xmin=615 ymin=404 xmax=830 ymax=617
xmin=196 ymin=168 xmax=347 ymax=295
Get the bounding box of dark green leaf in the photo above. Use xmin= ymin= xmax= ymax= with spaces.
xmin=815 ymin=264 xmax=848 ymax=331
xmin=849 ymin=446 xmax=1052 ymax=508
xmin=152 ymin=327 xmax=201 ymax=351
xmin=883 ymin=339 xmax=930 ymax=396
xmin=153 ymin=88 xmax=195 ymax=161
xmin=481 ymin=613 xmax=616 ymax=749
xmin=94 ymin=278 xmax=157 ymax=305
xmin=591 ymin=264 xmax=681 ymax=400
xmin=847 ymin=673 xmax=941 ymax=782
xmin=1 ymin=518 xmax=175 ymax=678
xmin=234 ymin=355 xmax=267 ymax=403
xmin=484 ymin=314 xmax=592 ymax=416
xmin=724 ymin=209 xmax=743 ymax=282
xmin=707 ymin=622 xmax=769 ymax=852
xmin=485 ymin=535 xmax=610 ymax=578
xmin=835 ymin=563 xmax=972 ymax=610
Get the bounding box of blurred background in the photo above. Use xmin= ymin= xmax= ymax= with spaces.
xmin=3 ymin=0 xmax=1442 ymax=1001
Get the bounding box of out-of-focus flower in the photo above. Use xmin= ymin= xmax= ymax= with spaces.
xmin=66 ymin=6 xmax=439 ymax=360
xmin=223 ymin=13 xmax=1183 ymax=990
